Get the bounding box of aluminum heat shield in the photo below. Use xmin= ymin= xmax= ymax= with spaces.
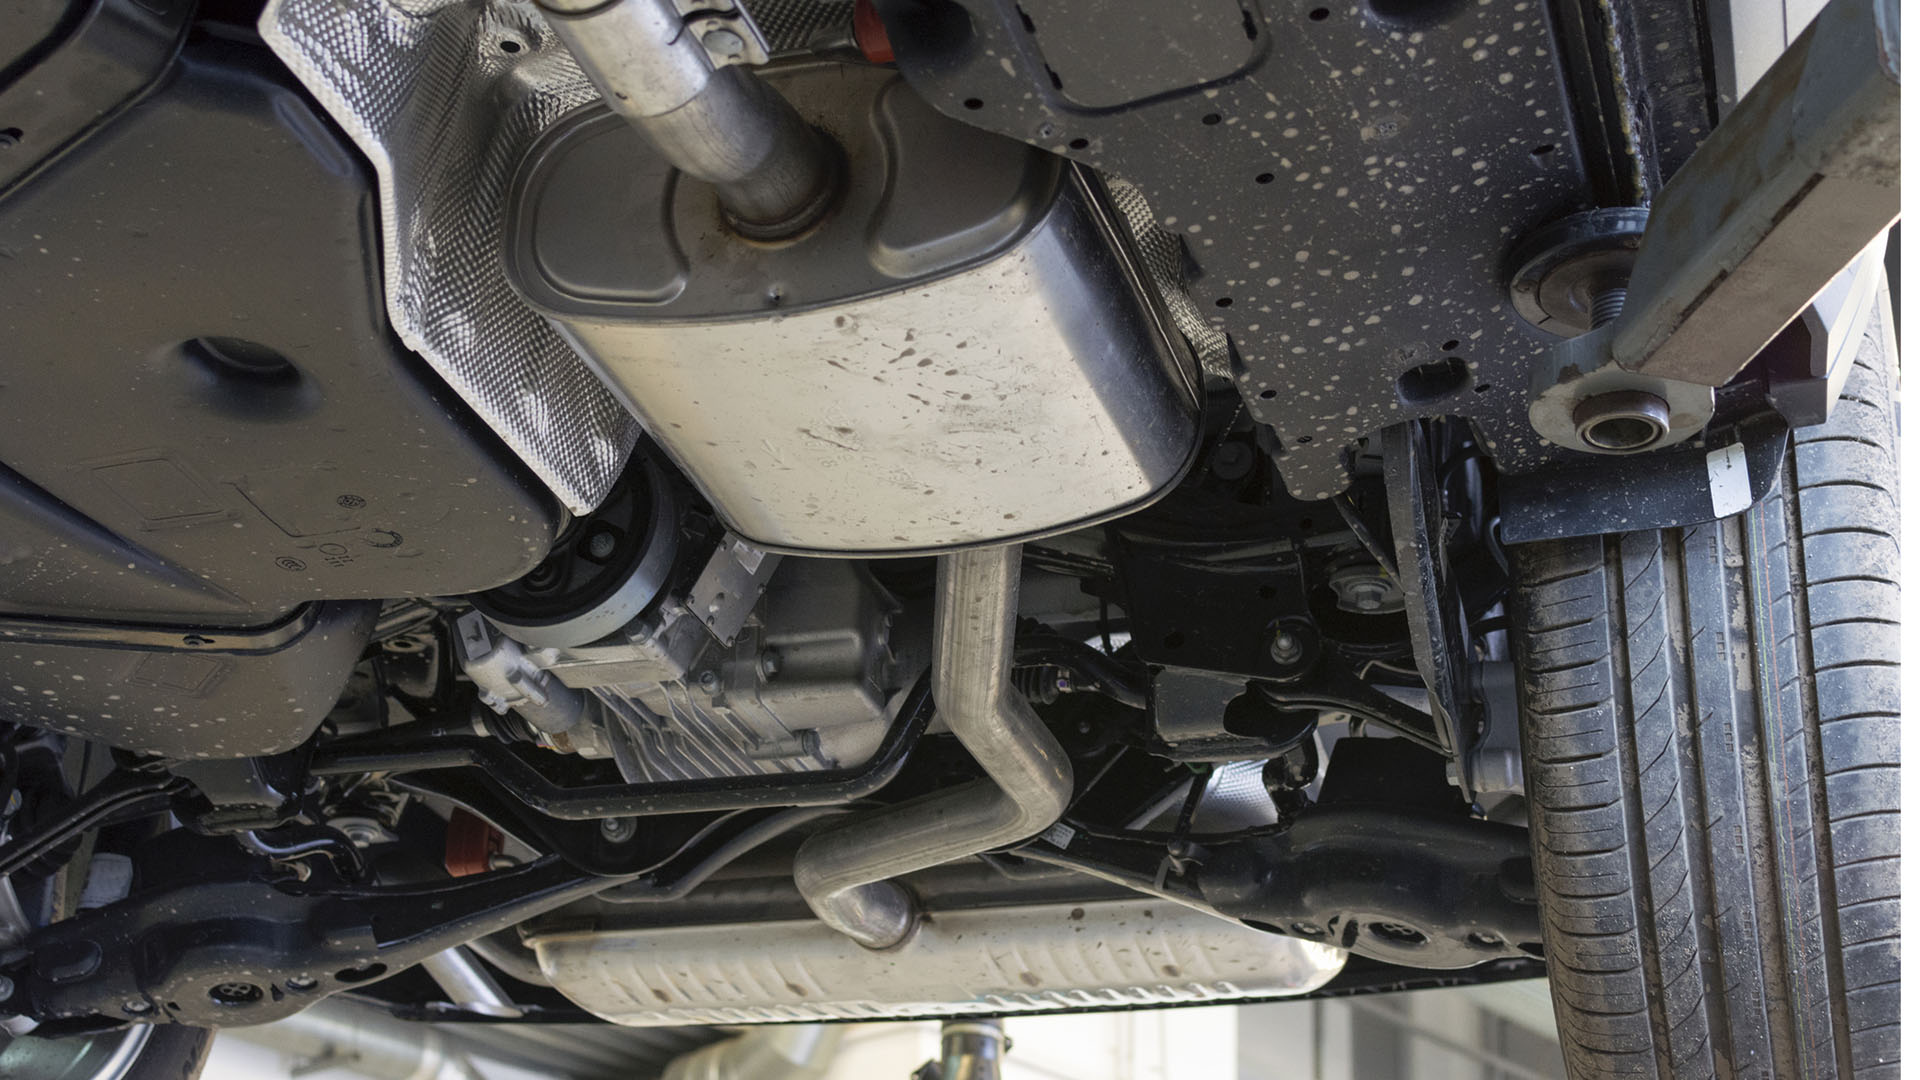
xmin=258 ymin=0 xmax=854 ymax=513
xmin=259 ymin=0 xmax=631 ymax=512
xmin=529 ymin=898 xmax=1345 ymax=1024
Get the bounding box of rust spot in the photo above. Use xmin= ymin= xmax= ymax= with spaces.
xmin=1018 ymin=971 xmax=1042 ymax=987
xmin=1069 ymin=907 xmax=1085 ymax=921
xmin=1161 ymin=964 xmax=1181 ymax=978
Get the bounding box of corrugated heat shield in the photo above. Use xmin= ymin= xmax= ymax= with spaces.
xmin=257 ymin=0 xmax=847 ymax=513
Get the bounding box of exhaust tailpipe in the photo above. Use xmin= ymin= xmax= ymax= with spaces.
xmin=535 ymin=0 xmax=838 ymax=237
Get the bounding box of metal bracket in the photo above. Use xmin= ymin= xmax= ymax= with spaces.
xmin=1501 ymin=411 xmax=1792 ymax=543
xmin=676 ymin=2 xmax=772 ymax=67
xmin=1763 ymin=234 xmax=1889 ymax=427
xmin=687 ymin=532 xmax=781 ymax=646
xmin=1451 ymin=662 xmax=1522 ymax=800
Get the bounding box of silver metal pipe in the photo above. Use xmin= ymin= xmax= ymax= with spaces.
xmin=420 ymin=946 xmax=524 ymax=1018
xmin=792 ymin=545 xmax=1074 ymax=948
xmin=464 ymin=930 xmax=551 ymax=987
xmin=225 ymin=996 xmax=483 ymax=1080
xmin=662 ymin=1025 xmax=843 ymax=1080
xmin=537 ymin=0 xmax=837 ymax=236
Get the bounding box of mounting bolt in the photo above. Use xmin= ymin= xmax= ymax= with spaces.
xmin=758 ymin=651 xmax=781 ymax=679
xmin=600 ymin=817 xmax=636 ymax=843
xmin=285 ymin=975 xmax=318 ymax=992
xmin=1269 ymin=630 xmax=1304 ymax=666
xmin=122 ymin=999 xmax=153 ymax=1016
xmin=697 ymin=670 xmax=721 ymax=693
xmin=0 ymin=974 xmax=13 ymax=1001
xmin=1329 ymin=565 xmax=1402 ymax=614
xmin=1505 ymin=207 xmax=1648 ymax=337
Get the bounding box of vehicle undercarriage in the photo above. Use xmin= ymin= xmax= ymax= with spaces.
xmin=0 ymin=0 xmax=1900 ymax=1075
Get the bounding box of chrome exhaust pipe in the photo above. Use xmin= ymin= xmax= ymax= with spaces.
xmin=792 ymin=545 xmax=1074 ymax=949
xmin=535 ymin=0 xmax=838 ymax=237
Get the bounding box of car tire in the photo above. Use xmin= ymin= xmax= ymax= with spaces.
xmin=1510 ymin=306 xmax=1900 ymax=1078
xmin=1 ymin=1025 xmax=213 ymax=1080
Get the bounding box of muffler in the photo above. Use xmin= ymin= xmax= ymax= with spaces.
xmin=528 ymin=897 xmax=1347 ymax=1025
xmin=505 ymin=49 xmax=1199 ymax=554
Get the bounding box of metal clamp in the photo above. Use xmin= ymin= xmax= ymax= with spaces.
xmin=677 ymin=2 xmax=772 ymax=67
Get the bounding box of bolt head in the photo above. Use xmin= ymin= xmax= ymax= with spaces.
xmin=285 ymin=975 xmax=318 ymax=992
xmin=122 ymin=999 xmax=153 ymax=1015
xmin=599 ymin=817 xmax=636 ymax=843
xmin=697 ymin=670 xmax=720 ymax=693
xmin=0 ymin=974 xmax=12 ymax=1000
xmin=1269 ymin=630 xmax=1304 ymax=664
xmin=586 ymin=531 xmax=617 ymax=559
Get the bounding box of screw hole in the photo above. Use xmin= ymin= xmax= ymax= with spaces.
xmin=1068 ymin=137 xmax=1089 ymax=150
xmin=498 ymin=38 xmax=523 ymax=53
xmin=1395 ymin=355 xmax=1472 ymax=406
xmin=1258 ymin=389 xmax=1278 ymax=400
xmin=1201 ymin=112 xmax=1223 ymax=125
xmin=1473 ymin=383 xmax=1490 ymax=393
xmin=1441 ymin=339 xmax=1459 ymax=351
xmin=0 ymin=127 xmax=22 ymax=148
xmin=1215 ymin=296 xmax=1233 ymax=308
xmin=1296 ymin=435 xmax=1313 ymax=444
xmin=1308 ymin=6 xmax=1331 ymax=19
xmin=1366 ymin=0 xmax=1471 ymax=28
xmin=1255 ymin=172 xmax=1275 ymax=184
xmin=1530 ymin=143 xmax=1556 ymax=158
xmin=963 ymin=97 xmax=984 ymax=110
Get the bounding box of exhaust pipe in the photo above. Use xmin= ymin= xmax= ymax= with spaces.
xmin=792 ymin=545 xmax=1074 ymax=949
xmin=536 ymin=0 xmax=838 ymax=237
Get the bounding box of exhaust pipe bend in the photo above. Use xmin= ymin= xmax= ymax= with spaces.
xmin=793 ymin=546 xmax=1074 ymax=949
